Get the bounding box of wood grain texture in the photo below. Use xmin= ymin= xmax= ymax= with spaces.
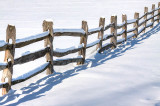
xmin=110 ymin=16 xmax=117 ymax=49
xmin=77 ymin=21 xmax=88 ymax=65
xmin=122 ymin=14 xmax=127 ymax=41
xmin=53 ymin=47 xmax=83 ymax=57
xmin=1 ymin=25 xmax=16 ymax=95
xmin=97 ymin=17 xmax=105 ymax=50
xmin=43 ymin=20 xmax=54 ymax=75
xmin=133 ymin=12 xmax=139 ymax=38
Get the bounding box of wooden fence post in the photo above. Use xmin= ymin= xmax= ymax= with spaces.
xmin=77 ymin=21 xmax=88 ymax=65
xmin=1 ymin=25 xmax=16 ymax=95
xmin=144 ymin=7 xmax=148 ymax=33
xmin=42 ymin=20 xmax=54 ymax=75
xmin=133 ymin=12 xmax=139 ymax=38
xmin=157 ymin=2 xmax=160 ymax=23
xmin=122 ymin=14 xmax=127 ymax=41
xmin=110 ymin=16 xmax=117 ymax=49
xmin=151 ymin=4 xmax=155 ymax=28
xmin=96 ymin=17 xmax=105 ymax=50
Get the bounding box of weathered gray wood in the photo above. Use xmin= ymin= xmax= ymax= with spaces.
xmin=104 ymin=23 xmax=114 ymax=31
xmin=127 ymin=28 xmax=136 ymax=33
xmin=133 ymin=12 xmax=139 ymax=38
xmin=1 ymin=25 xmax=16 ymax=95
xmin=77 ymin=21 xmax=88 ymax=65
xmin=138 ymin=27 xmax=145 ymax=35
xmin=146 ymin=23 xmax=153 ymax=28
xmin=14 ymin=47 xmax=49 ymax=65
xmin=139 ymin=20 xmax=146 ymax=27
xmin=54 ymin=58 xmax=83 ymax=65
xmin=98 ymin=43 xmax=114 ymax=53
xmin=15 ymin=34 xmax=49 ymax=48
xmin=117 ymin=23 xmax=125 ymax=29
xmin=110 ymin=16 xmax=117 ymax=49
xmin=0 ymin=62 xmax=50 ymax=88
xmin=43 ymin=20 xmax=54 ymax=75
xmin=122 ymin=14 xmax=127 ymax=41
xmin=151 ymin=4 xmax=155 ymax=28
xmin=0 ymin=43 xmax=8 ymax=51
xmin=157 ymin=2 xmax=160 ymax=23
xmin=54 ymin=32 xmax=84 ymax=37
xmin=0 ymin=63 xmax=8 ymax=70
xmin=117 ymin=30 xmax=125 ymax=36
xmin=88 ymin=27 xmax=103 ymax=35
xmin=97 ymin=17 xmax=105 ymax=50
xmin=103 ymin=34 xmax=114 ymax=41
xmin=53 ymin=47 xmax=83 ymax=57
xmin=139 ymin=14 xmax=146 ymax=21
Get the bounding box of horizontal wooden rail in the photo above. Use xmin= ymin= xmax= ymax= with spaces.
xmin=103 ymin=34 xmax=114 ymax=41
xmin=0 ymin=63 xmax=7 ymax=70
xmin=54 ymin=29 xmax=85 ymax=37
xmin=104 ymin=23 xmax=114 ymax=31
xmin=53 ymin=46 xmax=83 ymax=57
xmin=139 ymin=13 xmax=146 ymax=20
xmin=138 ymin=27 xmax=145 ymax=35
xmin=0 ymin=62 xmax=50 ymax=88
xmin=98 ymin=43 xmax=114 ymax=53
xmin=127 ymin=33 xmax=136 ymax=39
xmin=88 ymin=27 xmax=103 ymax=35
xmin=16 ymin=31 xmax=49 ymax=48
xmin=138 ymin=20 xmax=146 ymax=27
xmin=1 ymin=2 xmax=160 ymax=95
xmin=127 ymin=19 xmax=137 ymax=24
xmin=117 ymin=29 xmax=125 ymax=36
xmin=86 ymin=39 xmax=101 ymax=49
xmin=14 ymin=47 xmax=49 ymax=65
xmin=117 ymin=38 xmax=125 ymax=45
xmin=54 ymin=57 xmax=83 ymax=65
xmin=0 ymin=41 xmax=8 ymax=51
xmin=127 ymin=28 xmax=136 ymax=33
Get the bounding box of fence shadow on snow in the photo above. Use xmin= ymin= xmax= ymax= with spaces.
xmin=0 ymin=21 xmax=160 ymax=106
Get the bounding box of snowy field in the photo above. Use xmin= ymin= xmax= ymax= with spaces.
xmin=0 ymin=0 xmax=160 ymax=106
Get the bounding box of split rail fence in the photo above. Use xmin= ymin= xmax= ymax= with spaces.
xmin=0 ymin=3 xmax=160 ymax=95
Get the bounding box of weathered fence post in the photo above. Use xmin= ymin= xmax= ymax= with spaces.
xmin=1 ymin=25 xmax=16 ymax=95
xmin=144 ymin=7 xmax=148 ymax=33
xmin=151 ymin=4 xmax=155 ymax=28
xmin=96 ymin=17 xmax=105 ymax=50
xmin=78 ymin=21 xmax=88 ymax=65
xmin=42 ymin=20 xmax=54 ymax=75
xmin=157 ymin=2 xmax=160 ymax=23
xmin=122 ymin=14 xmax=127 ymax=41
xmin=110 ymin=16 xmax=117 ymax=49
xmin=133 ymin=12 xmax=139 ymax=38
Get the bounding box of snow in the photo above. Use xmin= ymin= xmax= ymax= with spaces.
xmin=54 ymin=44 xmax=83 ymax=53
xmin=117 ymin=22 xmax=125 ymax=27
xmin=127 ymin=19 xmax=137 ymax=24
xmin=87 ymin=39 xmax=101 ymax=48
xmin=0 ymin=0 xmax=160 ymax=106
xmin=16 ymin=31 xmax=49 ymax=44
xmin=127 ymin=33 xmax=136 ymax=39
xmin=54 ymin=29 xmax=85 ymax=34
xmin=127 ymin=28 xmax=136 ymax=33
xmin=88 ymin=27 xmax=102 ymax=34
xmin=117 ymin=38 xmax=125 ymax=43
xmin=13 ymin=62 xmax=49 ymax=81
xmin=117 ymin=29 xmax=125 ymax=35
xmin=103 ymin=34 xmax=113 ymax=39
xmin=0 ymin=40 xmax=7 ymax=47
xmin=138 ymin=27 xmax=145 ymax=34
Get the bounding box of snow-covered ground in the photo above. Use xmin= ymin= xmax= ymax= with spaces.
xmin=0 ymin=0 xmax=160 ymax=106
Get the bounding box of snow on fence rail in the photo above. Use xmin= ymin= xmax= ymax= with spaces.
xmin=0 ymin=2 xmax=160 ymax=95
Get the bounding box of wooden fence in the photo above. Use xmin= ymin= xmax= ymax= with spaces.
xmin=0 ymin=3 xmax=160 ymax=95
